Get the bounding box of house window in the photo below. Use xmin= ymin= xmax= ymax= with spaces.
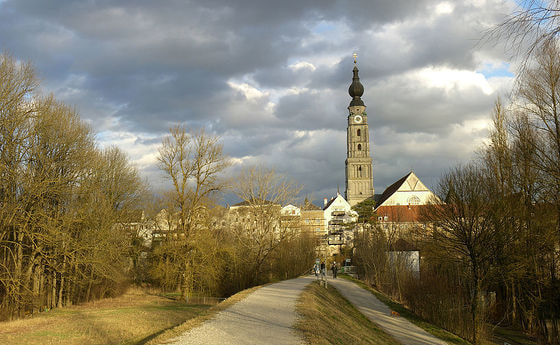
xmin=357 ymin=144 xmax=362 ymax=151
xmin=357 ymin=129 xmax=361 ymax=136
xmin=407 ymin=195 xmax=421 ymax=205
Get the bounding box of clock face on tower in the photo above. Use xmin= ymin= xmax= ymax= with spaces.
xmin=354 ymin=115 xmax=363 ymax=123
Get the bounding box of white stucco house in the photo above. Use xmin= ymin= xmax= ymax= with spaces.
xmin=323 ymin=193 xmax=358 ymax=225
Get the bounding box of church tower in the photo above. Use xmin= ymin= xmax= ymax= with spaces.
xmin=345 ymin=56 xmax=374 ymax=206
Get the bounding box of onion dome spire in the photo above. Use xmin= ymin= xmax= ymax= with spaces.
xmin=348 ymin=53 xmax=364 ymax=107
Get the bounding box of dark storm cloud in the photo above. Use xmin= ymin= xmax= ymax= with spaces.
xmin=0 ymin=0 xmax=517 ymax=199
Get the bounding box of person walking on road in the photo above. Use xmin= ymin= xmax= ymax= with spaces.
xmin=331 ymin=262 xmax=338 ymax=279
xmin=313 ymin=262 xmax=320 ymax=280
xmin=320 ymin=261 xmax=326 ymax=279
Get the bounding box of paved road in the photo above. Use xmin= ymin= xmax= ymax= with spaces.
xmin=328 ymin=277 xmax=449 ymax=345
xmin=166 ymin=276 xmax=313 ymax=345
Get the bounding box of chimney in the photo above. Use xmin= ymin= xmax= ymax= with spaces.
xmin=323 ymin=198 xmax=327 ymax=206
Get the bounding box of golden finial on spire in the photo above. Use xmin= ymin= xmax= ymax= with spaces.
xmin=353 ymin=52 xmax=358 ymax=64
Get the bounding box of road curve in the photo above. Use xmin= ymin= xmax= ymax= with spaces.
xmin=166 ymin=276 xmax=313 ymax=345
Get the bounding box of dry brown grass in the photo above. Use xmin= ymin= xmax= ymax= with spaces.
xmin=0 ymin=286 xmax=209 ymax=345
xmin=295 ymin=281 xmax=401 ymax=345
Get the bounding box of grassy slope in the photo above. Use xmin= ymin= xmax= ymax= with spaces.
xmin=340 ymin=274 xmax=471 ymax=345
xmin=341 ymin=275 xmax=537 ymax=345
xmin=488 ymin=326 xmax=537 ymax=345
xmin=0 ymin=287 xmax=209 ymax=345
xmin=295 ymin=281 xmax=401 ymax=345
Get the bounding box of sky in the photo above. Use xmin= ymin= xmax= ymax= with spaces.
xmin=0 ymin=0 xmax=521 ymax=204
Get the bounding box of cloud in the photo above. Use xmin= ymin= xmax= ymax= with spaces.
xmin=0 ymin=0 xmax=519 ymax=203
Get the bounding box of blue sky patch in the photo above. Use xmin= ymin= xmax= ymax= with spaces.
xmin=478 ymin=62 xmax=514 ymax=78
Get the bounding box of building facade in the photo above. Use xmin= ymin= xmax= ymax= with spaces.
xmin=301 ymin=202 xmax=327 ymax=236
xmin=374 ymin=171 xmax=439 ymax=239
xmin=323 ymin=193 xmax=359 ymax=254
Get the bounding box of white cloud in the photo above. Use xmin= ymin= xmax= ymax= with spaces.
xmin=227 ymin=80 xmax=269 ymax=101
xmin=230 ymin=155 xmax=255 ymax=166
xmin=434 ymin=2 xmax=454 ymax=15
xmin=415 ymin=67 xmax=495 ymax=95
xmin=289 ymin=61 xmax=316 ymax=71
xmin=97 ymin=130 xmax=161 ymax=171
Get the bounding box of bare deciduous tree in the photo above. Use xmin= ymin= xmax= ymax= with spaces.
xmin=156 ymin=125 xmax=230 ymax=299
xmin=424 ymin=164 xmax=497 ymax=344
xmin=0 ymin=54 xmax=146 ymax=320
xmin=231 ymin=166 xmax=303 ymax=285
xmin=489 ymin=1 xmax=560 ymax=66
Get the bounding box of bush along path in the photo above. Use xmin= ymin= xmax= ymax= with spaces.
xmin=328 ymin=277 xmax=451 ymax=345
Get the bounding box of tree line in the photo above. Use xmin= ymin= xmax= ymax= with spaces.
xmin=0 ymin=55 xmax=145 ymax=320
xmin=147 ymin=128 xmax=316 ymax=299
xmin=0 ymin=53 xmax=316 ymax=320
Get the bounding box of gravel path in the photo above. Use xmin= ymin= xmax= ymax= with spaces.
xmin=166 ymin=276 xmax=313 ymax=345
xmin=328 ymin=277 xmax=449 ymax=345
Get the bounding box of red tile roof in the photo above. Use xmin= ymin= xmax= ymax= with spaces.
xmin=375 ymin=205 xmax=431 ymax=223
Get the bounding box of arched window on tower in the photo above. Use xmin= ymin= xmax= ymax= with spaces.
xmin=357 ymin=144 xmax=362 ymax=151
xmin=358 ymin=166 xmax=362 ymax=178
xmin=357 ymin=129 xmax=361 ymax=136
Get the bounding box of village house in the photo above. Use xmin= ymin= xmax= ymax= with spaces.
xmin=373 ymin=171 xmax=439 ymax=240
